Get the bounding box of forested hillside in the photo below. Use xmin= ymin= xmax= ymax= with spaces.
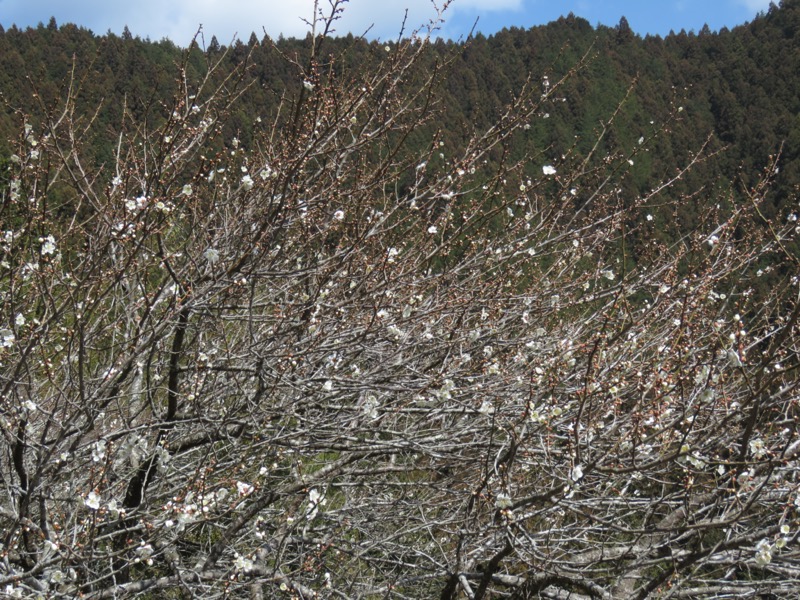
xmin=1 ymin=2 xmax=800 ymax=599
xmin=2 ymin=2 xmax=799 ymax=223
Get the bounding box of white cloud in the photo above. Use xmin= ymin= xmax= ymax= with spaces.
xmin=119 ymin=0 xmax=321 ymax=44
xmin=178 ymin=0 xmax=525 ymax=44
xmin=3 ymin=0 xmax=524 ymax=45
xmin=102 ymin=0 xmax=456 ymax=43
xmin=736 ymin=0 xmax=772 ymax=12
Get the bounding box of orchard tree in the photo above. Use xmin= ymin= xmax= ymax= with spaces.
xmin=2 ymin=2 xmax=800 ymax=598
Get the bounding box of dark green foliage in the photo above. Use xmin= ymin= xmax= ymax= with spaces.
xmin=1 ymin=2 xmax=799 ymax=260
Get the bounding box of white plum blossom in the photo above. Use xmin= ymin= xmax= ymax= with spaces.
xmin=755 ymin=539 xmax=773 ymax=566
xmin=14 ymin=313 xmax=25 ymax=327
xmin=241 ymin=174 xmax=255 ymax=190
xmin=387 ymin=324 xmax=403 ymax=339
xmin=363 ymin=394 xmax=380 ymax=419
xmin=307 ymin=488 xmax=323 ymax=519
xmin=749 ymin=438 xmax=767 ymax=459
xmin=181 ymin=184 xmax=193 ymax=196
xmin=9 ymin=179 xmax=21 ymax=201
xmin=687 ymin=453 xmax=706 ymax=469
xmin=495 ymin=493 xmax=513 ymax=509
xmin=571 ymin=464 xmax=584 ymax=482
xmin=542 ymin=165 xmax=557 ymax=176
xmin=108 ymin=499 xmax=123 ymax=518
xmin=134 ymin=542 xmax=154 ymax=565
xmin=427 ymin=225 xmax=438 ymax=234
xmin=478 ymin=400 xmax=495 ymax=414
xmin=84 ymin=491 xmax=101 ymax=510
xmin=234 ymin=553 xmax=254 ymax=572
xmin=125 ymin=196 xmax=148 ymax=212
xmin=92 ymin=440 xmax=107 ymax=462
xmin=726 ymin=349 xmax=743 ymax=368
xmin=236 ymin=481 xmax=255 ymax=497
xmin=48 ymin=570 xmax=65 ymax=584
xmin=40 ymin=235 xmax=57 ymax=255
xmin=204 ymin=247 xmax=220 ymax=264
xmin=303 ymin=80 xmax=315 ymax=91
xmin=260 ymin=164 xmax=276 ymax=180
xmin=333 ymin=209 xmax=345 ymax=221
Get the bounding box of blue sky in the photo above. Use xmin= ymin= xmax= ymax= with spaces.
xmin=0 ymin=0 xmax=775 ymax=45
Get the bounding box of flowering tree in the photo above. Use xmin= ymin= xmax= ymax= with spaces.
xmin=2 ymin=3 xmax=800 ymax=599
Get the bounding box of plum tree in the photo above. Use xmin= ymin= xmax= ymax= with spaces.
xmin=2 ymin=2 xmax=799 ymax=598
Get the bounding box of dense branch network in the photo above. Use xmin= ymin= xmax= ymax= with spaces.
xmin=1 ymin=4 xmax=799 ymax=599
